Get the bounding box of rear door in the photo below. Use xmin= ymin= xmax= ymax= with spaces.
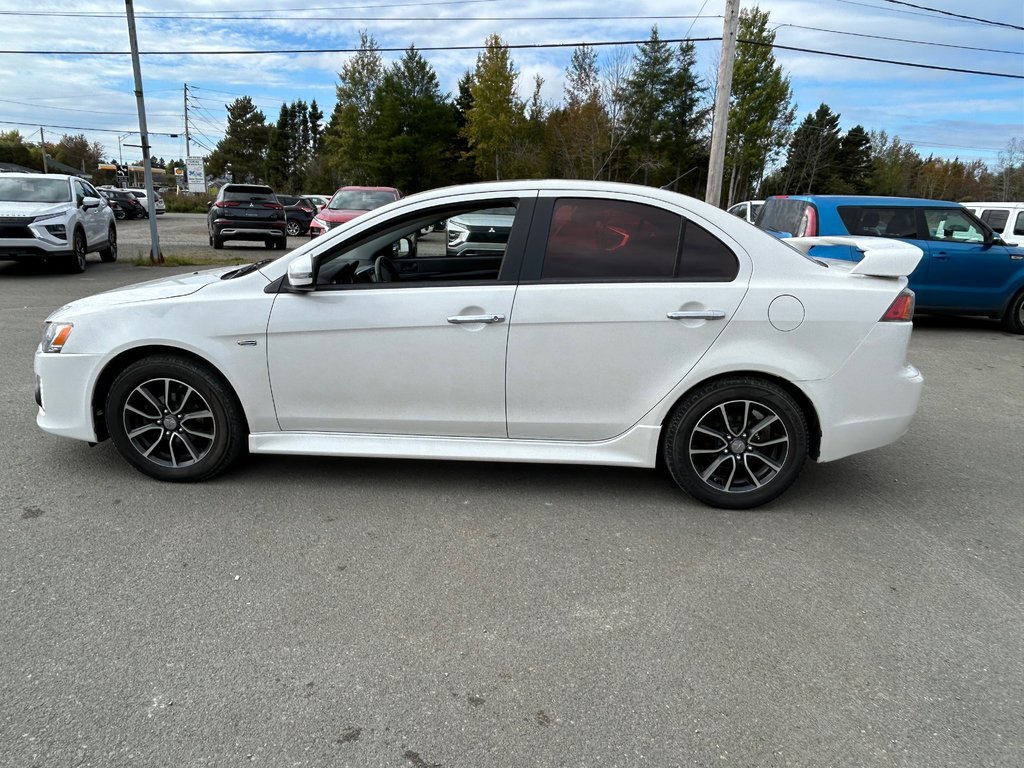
xmin=505 ymin=193 xmax=749 ymax=441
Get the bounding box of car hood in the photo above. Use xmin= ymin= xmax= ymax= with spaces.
xmin=48 ymin=266 xmax=241 ymax=318
xmin=318 ymin=208 xmax=369 ymax=223
xmin=0 ymin=201 xmax=72 ymax=218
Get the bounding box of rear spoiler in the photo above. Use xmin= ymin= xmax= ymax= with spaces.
xmin=786 ymin=236 xmax=923 ymax=278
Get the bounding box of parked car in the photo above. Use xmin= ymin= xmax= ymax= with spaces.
xmin=126 ymin=187 xmax=165 ymax=215
xmin=308 ymin=186 xmax=402 ymax=238
xmin=446 ymin=206 xmax=516 ymax=256
xmin=98 ymin=188 xmax=146 ymax=220
xmin=962 ymin=201 xmax=1024 ymax=245
xmin=206 ymin=183 xmax=287 ymax=250
xmin=34 ymin=180 xmax=925 ymax=509
xmin=727 ymin=199 xmax=764 ymax=223
xmin=277 ymin=194 xmax=318 ymax=236
xmin=0 ymin=172 xmax=117 ymax=272
xmin=301 ymin=194 xmax=331 ymax=212
xmin=755 ymin=194 xmax=1024 ymax=333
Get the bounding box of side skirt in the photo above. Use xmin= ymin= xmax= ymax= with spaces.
xmin=248 ymin=426 xmax=661 ymax=468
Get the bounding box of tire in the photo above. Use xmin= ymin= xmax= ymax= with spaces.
xmin=114 ymin=208 xmax=126 ymax=221
xmin=104 ymin=355 xmax=246 ymax=482
xmin=663 ymin=377 xmax=809 ymax=509
xmin=1001 ymin=290 xmax=1024 ymax=334
xmin=285 ymin=220 xmax=301 ymax=237
xmin=65 ymin=228 xmax=87 ymax=273
xmin=99 ymin=225 xmax=118 ymax=262
xmin=212 ymin=232 xmax=224 ymax=250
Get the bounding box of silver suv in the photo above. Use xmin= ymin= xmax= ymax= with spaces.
xmin=0 ymin=173 xmax=117 ymax=272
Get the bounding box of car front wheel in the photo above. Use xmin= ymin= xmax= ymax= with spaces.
xmin=285 ymin=220 xmax=301 ymax=236
xmin=105 ymin=355 xmax=246 ymax=482
xmin=663 ymin=377 xmax=808 ymax=509
xmin=65 ymin=228 xmax=87 ymax=273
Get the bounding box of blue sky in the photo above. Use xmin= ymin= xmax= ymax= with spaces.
xmin=1 ymin=0 xmax=1021 ymax=172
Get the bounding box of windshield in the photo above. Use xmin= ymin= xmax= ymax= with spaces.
xmin=329 ymin=190 xmax=397 ymax=211
xmin=0 ymin=177 xmax=71 ymax=204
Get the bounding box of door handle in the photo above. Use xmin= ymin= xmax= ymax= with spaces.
xmin=447 ymin=314 xmax=506 ymax=324
xmin=667 ymin=310 xmax=726 ymax=320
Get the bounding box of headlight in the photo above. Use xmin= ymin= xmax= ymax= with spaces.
xmin=33 ymin=210 xmax=71 ymax=224
xmin=447 ymin=220 xmax=468 ymax=246
xmin=41 ymin=322 xmax=74 ymax=353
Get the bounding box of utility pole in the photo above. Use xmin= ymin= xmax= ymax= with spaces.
xmin=183 ymin=82 xmax=192 ymax=157
xmin=40 ymin=127 xmax=48 ymax=172
xmin=125 ymin=0 xmax=163 ymax=263
xmin=705 ymin=0 xmax=741 ymax=207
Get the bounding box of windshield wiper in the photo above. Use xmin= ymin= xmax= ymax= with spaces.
xmin=221 ymin=259 xmax=273 ymax=280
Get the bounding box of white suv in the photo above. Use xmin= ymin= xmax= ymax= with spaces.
xmin=0 ymin=173 xmax=117 ymax=272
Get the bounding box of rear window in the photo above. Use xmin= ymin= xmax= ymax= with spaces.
xmin=223 ymin=186 xmax=276 ymax=203
xmin=758 ymin=198 xmax=816 ymax=237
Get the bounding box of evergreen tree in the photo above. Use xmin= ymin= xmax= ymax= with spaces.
xmin=723 ymin=6 xmax=794 ymax=204
xmin=781 ymin=103 xmax=842 ymax=193
xmin=368 ymin=46 xmax=457 ymax=191
xmin=833 ymin=125 xmax=872 ymax=194
xmin=464 ymin=34 xmax=524 ymax=180
xmin=617 ymin=26 xmax=676 ymax=185
xmin=662 ymin=41 xmax=709 ymax=192
xmin=869 ymin=130 xmax=922 ymax=196
xmin=323 ymin=31 xmax=384 ymax=184
xmin=207 ymin=96 xmax=270 ymax=183
xmin=549 ymin=44 xmax=612 ymax=180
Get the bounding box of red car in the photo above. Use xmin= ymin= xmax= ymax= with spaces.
xmin=308 ymin=186 xmax=402 ymax=238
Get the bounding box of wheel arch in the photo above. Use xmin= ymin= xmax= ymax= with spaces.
xmin=91 ymin=345 xmax=250 ymax=442
xmin=656 ymin=370 xmax=822 ymax=465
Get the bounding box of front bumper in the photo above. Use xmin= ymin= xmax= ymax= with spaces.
xmin=35 ymin=349 xmax=105 ymax=442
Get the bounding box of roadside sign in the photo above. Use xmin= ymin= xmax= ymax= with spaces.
xmin=185 ymin=156 xmax=206 ymax=193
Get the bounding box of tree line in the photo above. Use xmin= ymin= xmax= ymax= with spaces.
xmin=2 ymin=6 xmax=1021 ymax=203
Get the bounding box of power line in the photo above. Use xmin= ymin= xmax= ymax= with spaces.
xmin=2 ymin=37 xmax=1021 ymax=79
xmin=830 ymin=0 xmax=1018 ymax=28
xmin=775 ymin=23 xmax=1024 ymax=56
xmin=0 ymin=0 xmax=511 ymax=17
xmin=879 ymin=0 xmax=1023 ymax=31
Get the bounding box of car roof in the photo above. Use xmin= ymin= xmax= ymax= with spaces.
xmin=766 ymin=194 xmax=961 ymax=208
xmin=0 ymin=172 xmax=74 ymax=182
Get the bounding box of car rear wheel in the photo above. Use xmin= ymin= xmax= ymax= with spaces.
xmin=99 ymin=225 xmax=117 ymax=262
xmin=1002 ymin=290 xmax=1024 ymax=334
xmin=212 ymin=231 xmax=224 ymax=249
xmin=105 ymin=355 xmax=246 ymax=482
xmin=663 ymin=377 xmax=808 ymax=509
xmin=285 ymin=220 xmax=301 ymax=236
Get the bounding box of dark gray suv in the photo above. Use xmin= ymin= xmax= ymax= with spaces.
xmin=207 ymin=184 xmax=287 ymax=250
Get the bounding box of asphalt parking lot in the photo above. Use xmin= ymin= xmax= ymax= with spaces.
xmin=1 ymin=251 xmax=1022 ymax=767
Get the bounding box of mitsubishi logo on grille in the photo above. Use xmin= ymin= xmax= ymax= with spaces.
xmin=488 ymin=227 xmax=495 ymax=233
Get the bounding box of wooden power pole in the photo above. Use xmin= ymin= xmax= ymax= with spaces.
xmin=705 ymin=0 xmax=741 ymax=207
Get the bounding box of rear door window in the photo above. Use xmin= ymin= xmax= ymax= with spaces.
xmin=837 ymin=207 xmax=919 ymax=238
xmin=978 ymin=209 xmax=1009 ymax=232
xmin=540 ymin=198 xmax=737 ymax=282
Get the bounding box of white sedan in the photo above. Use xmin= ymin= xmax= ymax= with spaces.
xmin=34 ymin=181 xmax=924 ymax=509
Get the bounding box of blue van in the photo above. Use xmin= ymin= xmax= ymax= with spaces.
xmin=756 ymin=195 xmax=1024 ymax=333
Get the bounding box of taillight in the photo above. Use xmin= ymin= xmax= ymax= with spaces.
xmin=882 ymin=289 xmax=915 ymax=322
xmin=215 ymin=201 xmax=240 ymax=208
xmin=264 ymin=202 xmax=284 ymax=210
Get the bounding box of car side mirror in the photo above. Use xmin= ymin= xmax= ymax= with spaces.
xmin=396 ymin=237 xmax=412 ymax=257
xmin=286 ymin=253 xmax=315 ymax=291
xmin=82 ymin=195 xmax=101 ymax=210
